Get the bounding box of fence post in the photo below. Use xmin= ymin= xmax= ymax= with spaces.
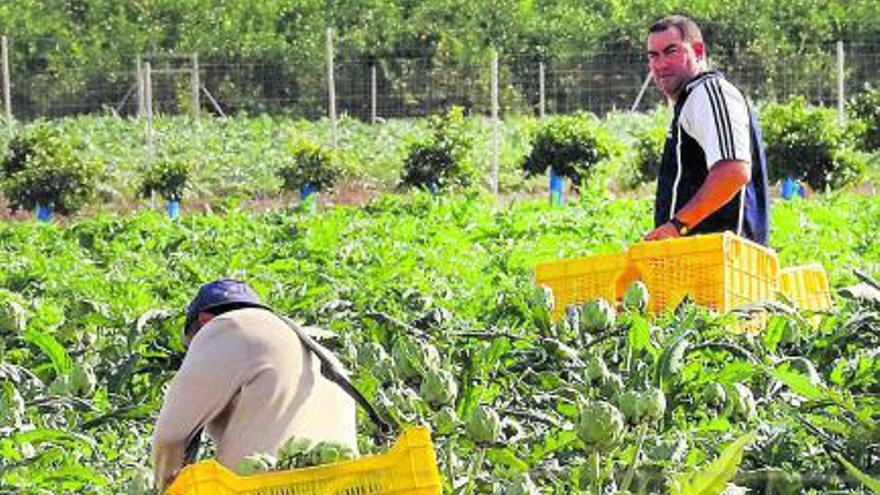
xmin=370 ymin=62 xmax=377 ymax=124
xmin=538 ymin=60 xmax=545 ymax=118
xmin=326 ymin=27 xmax=338 ymax=149
xmin=837 ymin=40 xmax=845 ymax=127
xmin=191 ymin=53 xmax=200 ymax=119
xmin=144 ymin=62 xmax=154 ymax=160
xmin=491 ymin=50 xmax=500 ymax=194
xmin=136 ymin=56 xmax=145 ymax=117
xmin=2 ymin=35 xmax=12 ymax=135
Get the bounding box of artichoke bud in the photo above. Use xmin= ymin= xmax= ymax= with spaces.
xmin=617 ymin=390 xmax=643 ymax=424
xmin=600 ymin=372 xmax=624 ymax=400
xmin=581 ymin=298 xmax=616 ymax=333
xmin=577 ymin=400 xmax=624 ymax=451
xmin=434 ymin=406 xmax=459 ymax=435
xmin=638 ymin=388 xmax=666 ymax=422
xmin=70 ymin=364 xmax=97 ymax=396
xmin=466 ymin=405 xmax=501 ymax=444
xmin=585 ymin=353 xmax=610 ymax=382
xmin=726 ymin=383 xmax=757 ymax=420
xmin=623 ymin=281 xmax=650 ymax=312
xmin=420 ymin=366 xmax=458 ymax=407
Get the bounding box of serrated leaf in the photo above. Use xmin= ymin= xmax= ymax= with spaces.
xmin=24 ymin=328 xmax=73 ymax=376
xmin=716 ymin=361 xmax=758 ymax=383
xmin=668 ymin=433 xmax=754 ymax=495
xmin=835 ymin=454 xmax=880 ymax=494
xmin=627 ymin=314 xmax=655 ymax=355
xmin=770 ymin=365 xmax=827 ymax=401
xmin=762 ymin=316 xmax=785 ymax=353
xmin=654 ymin=329 xmax=692 ymax=390
xmin=487 ymin=447 xmax=529 ymax=473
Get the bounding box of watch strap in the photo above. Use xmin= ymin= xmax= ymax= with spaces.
xmin=670 ymin=216 xmax=690 ymax=235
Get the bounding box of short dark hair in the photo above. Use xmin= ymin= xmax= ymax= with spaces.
xmin=649 ymin=15 xmax=704 ymax=45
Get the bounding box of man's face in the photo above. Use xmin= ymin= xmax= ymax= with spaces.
xmin=647 ymin=27 xmax=704 ymax=100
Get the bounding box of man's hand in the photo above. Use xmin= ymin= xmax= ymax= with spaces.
xmin=644 ymin=222 xmax=681 ymax=241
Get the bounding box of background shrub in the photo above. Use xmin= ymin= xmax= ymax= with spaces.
xmin=140 ymin=157 xmax=192 ymax=202
xmin=521 ymin=113 xmax=622 ymax=188
xmin=847 ymin=85 xmax=880 ymax=152
xmin=631 ymin=123 xmax=667 ymax=185
xmin=1 ymin=123 xmax=102 ymax=215
xmin=400 ymin=107 xmax=476 ymax=191
xmin=761 ymin=97 xmax=867 ymax=191
xmin=277 ymin=137 xmax=340 ymax=193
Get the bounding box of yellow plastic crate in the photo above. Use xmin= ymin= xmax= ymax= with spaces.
xmin=628 ymin=233 xmax=779 ymax=314
xmin=166 ymin=426 xmax=441 ymax=495
xmin=535 ymin=252 xmax=628 ymax=320
xmin=779 ymin=264 xmax=833 ymax=312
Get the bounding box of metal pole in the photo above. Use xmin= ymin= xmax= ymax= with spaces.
xmin=326 ymin=28 xmax=338 ymax=148
xmin=538 ymin=61 xmax=545 ymax=118
xmin=144 ymin=62 xmax=154 ymax=160
xmin=837 ymin=40 xmax=845 ymax=127
xmin=370 ymin=62 xmax=377 ymax=124
xmin=191 ymin=53 xmax=200 ymax=118
xmin=200 ymin=85 xmax=227 ymax=118
xmin=491 ymin=50 xmax=499 ymax=195
xmin=136 ymin=56 xmax=145 ymax=117
xmin=631 ymin=71 xmax=653 ymax=112
xmin=2 ymin=35 xmax=12 ymax=134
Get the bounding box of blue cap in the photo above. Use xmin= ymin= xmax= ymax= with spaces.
xmin=184 ymin=279 xmax=268 ymax=333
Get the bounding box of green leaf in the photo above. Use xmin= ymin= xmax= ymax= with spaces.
xmin=834 ymin=454 xmax=880 ymax=494
xmin=527 ymin=429 xmax=578 ymax=463
xmin=762 ymin=316 xmax=785 ymax=353
xmin=487 ymin=447 xmax=529 ymax=474
xmin=716 ymin=361 xmax=758 ymax=384
xmin=770 ymin=365 xmax=827 ymax=401
xmin=627 ymin=314 xmax=655 ymax=355
xmin=14 ymin=428 xmax=97 ymax=457
xmin=654 ymin=329 xmax=692 ymax=390
xmin=23 ymin=329 xmax=72 ymax=376
xmin=668 ymin=433 xmax=755 ymax=495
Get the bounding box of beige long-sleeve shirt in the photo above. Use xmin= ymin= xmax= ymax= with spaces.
xmin=152 ymin=307 xmax=358 ymax=492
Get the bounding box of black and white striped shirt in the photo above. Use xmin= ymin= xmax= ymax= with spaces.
xmin=679 ymin=73 xmax=752 ymax=167
xmin=654 ymin=71 xmax=770 ymax=245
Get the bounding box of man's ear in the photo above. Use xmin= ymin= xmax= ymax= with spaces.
xmin=692 ymin=41 xmax=706 ymax=62
xmin=197 ymin=311 xmax=213 ymax=326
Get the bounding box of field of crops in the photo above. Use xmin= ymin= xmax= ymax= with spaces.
xmin=0 ymin=110 xmax=671 ymax=207
xmin=1 ymin=188 xmax=879 ymax=494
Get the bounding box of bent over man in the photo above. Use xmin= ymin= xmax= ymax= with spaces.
xmin=152 ymin=279 xmax=357 ymax=492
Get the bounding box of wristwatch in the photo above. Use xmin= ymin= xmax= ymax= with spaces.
xmin=670 ymin=216 xmax=690 ymax=236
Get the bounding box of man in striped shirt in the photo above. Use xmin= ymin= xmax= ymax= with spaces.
xmin=643 ymin=15 xmax=770 ymax=245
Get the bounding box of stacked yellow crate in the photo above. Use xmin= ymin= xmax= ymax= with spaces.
xmin=535 ymin=233 xmax=833 ymax=329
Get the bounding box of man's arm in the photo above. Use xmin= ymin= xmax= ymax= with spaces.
xmin=152 ymin=320 xmax=248 ymax=492
xmin=644 ymin=159 xmax=750 ymax=240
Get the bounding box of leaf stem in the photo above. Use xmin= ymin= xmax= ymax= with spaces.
xmin=621 ymin=422 xmax=649 ymax=492
xmin=464 ymin=446 xmax=486 ymax=495
xmin=591 ymin=450 xmax=601 ymax=495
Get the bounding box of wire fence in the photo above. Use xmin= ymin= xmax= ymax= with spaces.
xmin=1 ymin=32 xmax=879 ymax=124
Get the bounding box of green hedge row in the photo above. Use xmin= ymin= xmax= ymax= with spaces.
xmin=2 ymin=96 xmax=878 ymax=216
